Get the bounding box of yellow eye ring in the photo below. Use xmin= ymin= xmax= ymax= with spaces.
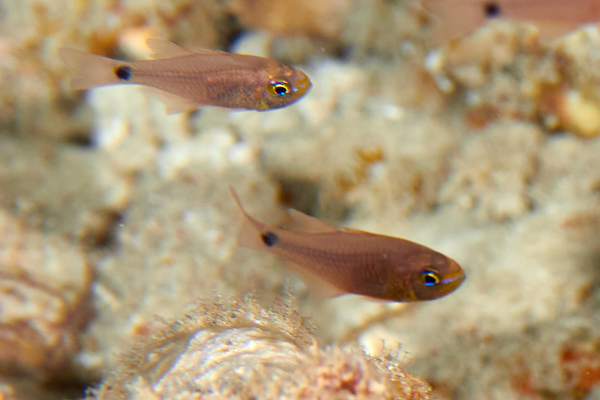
xmin=268 ymin=81 xmax=291 ymax=96
xmin=420 ymin=270 xmax=441 ymax=286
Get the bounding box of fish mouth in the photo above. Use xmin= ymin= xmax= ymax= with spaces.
xmin=441 ymin=269 xmax=466 ymax=286
xmin=293 ymin=73 xmax=312 ymax=95
xmin=438 ymin=266 xmax=466 ymax=297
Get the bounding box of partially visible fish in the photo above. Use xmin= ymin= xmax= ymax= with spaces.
xmin=59 ymin=39 xmax=311 ymax=114
xmin=424 ymin=0 xmax=600 ymax=45
xmin=230 ymin=188 xmax=465 ymax=302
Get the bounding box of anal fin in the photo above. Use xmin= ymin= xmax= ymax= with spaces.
xmin=140 ymin=87 xmax=196 ymax=114
xmin=284 ymin=260 xmax=346 ymax=300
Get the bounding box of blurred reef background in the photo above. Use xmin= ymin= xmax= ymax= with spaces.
xmin=1 ymin=0 xmax=600 ymax=399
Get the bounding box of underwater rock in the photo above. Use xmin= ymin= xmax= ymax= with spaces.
xmin=0 ymin=137 xmax=129 ymax=243
xmin=406 ymin=304 xmax=600 ymax=399
xmin=425 ymin=20 xmax=600 ymax=138
xmin=86 ymin=295 xmax=431 ymax=400
xmin=0 ymin=209 xmax=92 ymax=378
xmin=439 ymin=121 xmax=542 ymax=222
xmin=0 ymin=382 xmax=18 ymax=400
xmin=557 ymin=89 xmax=600 ymax=138
xmin=229 ymin=0 xmax=351 ymax=40
xmin=5 ymin=2 xmax=600 ymax=399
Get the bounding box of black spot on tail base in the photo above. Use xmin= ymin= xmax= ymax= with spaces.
xmin=483 ymin=2 xmax=501 ymax=18
xmin=261 ymin=232 xmax=279 ymax=247
xmin=115 ymin=65 xmax=132 ymax=81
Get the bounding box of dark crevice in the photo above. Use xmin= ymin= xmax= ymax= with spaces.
xmin=275 ymin=177 xmax=320 ymax=216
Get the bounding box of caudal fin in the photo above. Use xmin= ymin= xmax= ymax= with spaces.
xmin=58 ymin=48 xmax=123 ymax=90
xmin=229 ymin=186 xmax=271 ymax=251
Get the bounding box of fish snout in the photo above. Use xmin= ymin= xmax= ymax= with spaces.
xmin=292 ymin=72 xmax=312 ymax=96
xmin=441 ymin=265 xmax=466 ymax=293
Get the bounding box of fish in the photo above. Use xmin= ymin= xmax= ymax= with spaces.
xmin=424 ymin=0 xmax=600 ymax=46
xmin=58 ymin=39 xmax=312 ymax=114
xmin=230 ymin=187 xmax=466 ymax=302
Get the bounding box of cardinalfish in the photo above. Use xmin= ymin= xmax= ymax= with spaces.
xmin=230 ymin=188 xmax=465 ymax=302
xmin=424 ymin=0 xmax=600 ymax=45
xmin=59 ymin=39 xmax=311 ymax=114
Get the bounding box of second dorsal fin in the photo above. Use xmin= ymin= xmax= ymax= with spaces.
xmin=192 ymin=46 xmax=227 ymax=55
xmin=286 ymin=209 xmax=338 ymax=234
xmin=343 ymin=227 xmax=378 ymax=235
xmin=146 ymin=38 xmax=195 ymax=59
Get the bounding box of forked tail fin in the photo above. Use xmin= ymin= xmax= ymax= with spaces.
xmin=229 ymin=186 xmax=270 ymax=250
xmin=59 ymin=48 xmax=124 ymax=90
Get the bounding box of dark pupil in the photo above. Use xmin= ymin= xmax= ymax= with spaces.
xmin=274 ymin=85 xmax=288 ymax=95
xmin=484 ymin=2 xmax=501 ymax=18
xmin=422 ymin=272 xmax=438 ymax=286
xmin=115 ymin=66 xmax=132 ymax=81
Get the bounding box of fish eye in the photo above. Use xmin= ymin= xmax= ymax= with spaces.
xmin=483 ymin=1 xmax=501 ymax=18
xmin=269 ymin=81 xmax=291 ymax=96
xmin=419 ymin=270 xmax=441 ymax=286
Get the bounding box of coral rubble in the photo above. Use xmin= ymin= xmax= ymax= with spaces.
xmin=426 ymin=20 xmax=600 ymax=138
xmin=0 ymin=209 xmax=91 ymax=378
xmin=2 ymin=0 xmax=600 ymax=399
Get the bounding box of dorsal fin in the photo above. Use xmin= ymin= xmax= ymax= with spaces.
xmin=192 ymin=47 xmax=227 ymax=55
xmin=286 ymin=209 xmax=338 ymax=234
xmin=146 ymin=38 xmax=194 ymax=59
xmin=343 ymin=227 xmax=382 ymax=236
